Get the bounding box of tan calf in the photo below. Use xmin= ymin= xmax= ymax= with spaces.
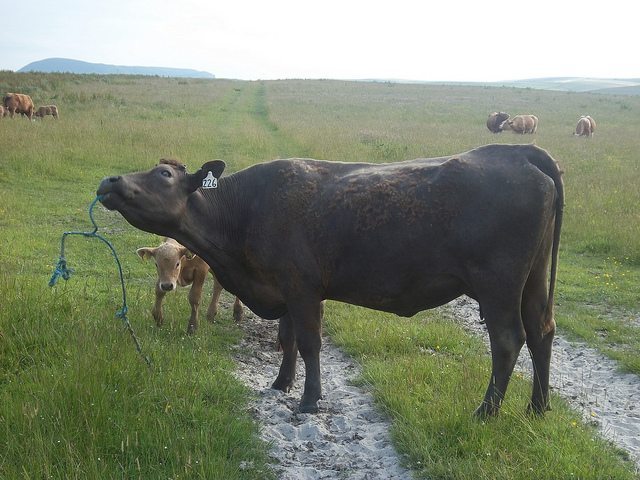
xmin=35 ymin=105 xmax=59 ymax=119
xmin=137 ymin=238 xmax=243 ymax=334
xmin=504 ymin=114 xmax=538 ymax=134
xmin=574 ymin=116 xmax=592 ymax=137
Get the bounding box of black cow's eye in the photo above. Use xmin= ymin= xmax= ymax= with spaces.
xmin=160 ymin=170 xmax=172 ymax=178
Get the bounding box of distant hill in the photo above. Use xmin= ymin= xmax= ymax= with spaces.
xmin=18 ymin=58 xmax=214 ymax=79
xmin=491 ymin=77 xmax=640 ymax=95
xmin=364 ymin=76 xmax=640 ymax=95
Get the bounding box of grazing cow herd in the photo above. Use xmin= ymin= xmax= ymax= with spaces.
xmin=486 ymin=111 xmax=596 ymax=137
xmin=2 ymin=90 xmax=596 ymax=137
xmin=2 ymin=92 xmax=58 ymax=120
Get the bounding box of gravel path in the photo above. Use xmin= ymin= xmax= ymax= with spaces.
xmin=233 ymin=311 xmax=412 ymax=479
xmin=232 ymin=297 xmax=640 ymax=478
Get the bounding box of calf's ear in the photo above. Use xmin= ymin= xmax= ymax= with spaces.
xmin=187 ymin=160 xmax=226 ymax=193
xmin=136 ymin=247 xmax=156 ymax=260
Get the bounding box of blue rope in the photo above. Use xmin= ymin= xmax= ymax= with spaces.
xmin=49 ymin=196 xmax=152 ymax=368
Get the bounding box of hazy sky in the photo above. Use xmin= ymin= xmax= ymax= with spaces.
xmin=2 ymin=0 xmax=637 ymax=82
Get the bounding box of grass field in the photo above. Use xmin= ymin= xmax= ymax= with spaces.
xmin=1 ymin=72 xmax=639 ymax=478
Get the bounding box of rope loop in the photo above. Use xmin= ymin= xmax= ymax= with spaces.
xmin=49 ymin=196 xmax=152 ymax=369
xmin=49 ymin=257 xmax=73 ymax=286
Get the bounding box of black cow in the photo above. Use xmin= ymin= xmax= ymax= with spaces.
xmin=486 ymin=112 xmax=510 ymax=133
xmin=98 ymin=143 xmax=564 ymax=417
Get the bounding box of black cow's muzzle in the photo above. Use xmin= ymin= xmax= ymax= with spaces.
xmin=96 ymin=176 xmax=123 ymax=209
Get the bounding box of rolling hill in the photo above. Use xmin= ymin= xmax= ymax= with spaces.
xmin=15 ymin=59 xmax=640 ymax=94
xmin=18 ymin=57 xmax=214 ymax=79
xmin=494 ymin=77 xmax=640 ymax=95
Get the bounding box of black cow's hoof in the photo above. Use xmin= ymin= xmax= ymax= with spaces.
xmin=298 ymin=402 xmax=319 ymax=414
xmin=526 ymin=402 xmax=551 ymax=416
xmin=272 ymin=378 xmax=293 ymax=393
xmin=473 ymin=402 xmax=499 ymax=419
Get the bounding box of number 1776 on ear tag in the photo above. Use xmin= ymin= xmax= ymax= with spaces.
xmin=202 ymin=171 xmax=218 ymax=189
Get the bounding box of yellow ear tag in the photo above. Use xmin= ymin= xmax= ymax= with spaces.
xmin=202 ymin=171 xmax=218 ymax=189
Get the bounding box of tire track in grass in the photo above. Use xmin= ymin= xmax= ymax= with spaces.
xmin=251 ymin=81 xmax=313 ymax=160
xmin=210 ymin=82 xmax=308 ymax=166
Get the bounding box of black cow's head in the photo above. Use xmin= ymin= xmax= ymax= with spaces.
xmin=97 ymin=158 xmax=226 ymax=235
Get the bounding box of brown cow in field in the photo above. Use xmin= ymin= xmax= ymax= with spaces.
xmin=504 ymin=114 xmax=538 ymax=134
xmin=98 ymin=144 xmax=564 ymax=418
xmin=574 ymin=116 xmax=593 ymax=137
xmin=137 ymin=237 xmax=244 ymax=334
xmin=3 ymin=93 xmax=35 ymax=120
xmin=35 ymin=105 xmax=59 ymax=119
xmin=585 ymin=115 xmax=596 ymax=135
xmin=486 ymin=111 xmax=510 ymax=133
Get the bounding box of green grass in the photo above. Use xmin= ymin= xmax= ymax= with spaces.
xmin=556 ymin=252 xmax=640 ymax=373
xmin=1 ymin=71 xmax=639 ymax=478
xmin=0 ymin=276 xmax=274 ymax=479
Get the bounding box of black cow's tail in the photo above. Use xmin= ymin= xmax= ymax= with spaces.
xmin=526 ymin=145 xmax=564 ymax=332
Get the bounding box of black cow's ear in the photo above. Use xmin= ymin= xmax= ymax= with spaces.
xmin=187 ymin=160 xmax=226 ymax=193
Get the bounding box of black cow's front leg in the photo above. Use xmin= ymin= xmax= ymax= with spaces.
xmin=272 ymin=314 xmax=297 ymax=392
xmin=289 ymin=299 xmax=323 ymax=413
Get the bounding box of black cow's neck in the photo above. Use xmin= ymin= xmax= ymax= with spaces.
xmin=174 ymin=175 xmax=248 ymax=291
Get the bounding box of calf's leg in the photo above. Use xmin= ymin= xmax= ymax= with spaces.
xmin=186 ymin=273 xmax=206 ymax=334
xmin=152 ymin=285 xmax=167 ymax=327
xmin=233 ymin=297 xmax=244 ymax=322
xmin=206 ymin=275 xmax=224 ymax=322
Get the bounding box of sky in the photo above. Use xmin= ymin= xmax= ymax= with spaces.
xmin=2 ymin=0 xmax=638 ymax=82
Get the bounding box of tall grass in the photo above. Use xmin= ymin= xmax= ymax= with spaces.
xmin=1 ymin=72 xmax=639 ymax=478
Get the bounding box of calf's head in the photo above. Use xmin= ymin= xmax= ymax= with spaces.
xmin=97 ymin=158 xmax=226 ymax=236
xmin=137 ymin=241 xmax=188 ymax=292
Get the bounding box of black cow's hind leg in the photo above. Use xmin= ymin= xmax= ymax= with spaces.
xmin=522 ymin=286 xmax=555 ymax=415
xmin=522 ymin=233 xmax=556 ymax=415
xmin=475 ymin=301 xmax=526 ymax=418
xmin=525 ymin=328 xmax=554 ymax=415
